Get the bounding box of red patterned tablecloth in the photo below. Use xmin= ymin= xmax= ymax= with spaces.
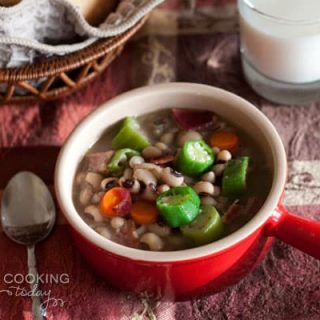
xmin=0 ymin=1 xmax=320 ymax=319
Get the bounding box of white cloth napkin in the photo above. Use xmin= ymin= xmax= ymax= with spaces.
xmin=0 ymin=0 xmax=163 ymax=67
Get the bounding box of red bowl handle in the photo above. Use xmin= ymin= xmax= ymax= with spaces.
xmin=264 ymin=204 xmax=320 ymax=260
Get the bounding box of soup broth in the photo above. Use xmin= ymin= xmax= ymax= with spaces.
xmin=73 ymin=108 xmax=272 ymax=251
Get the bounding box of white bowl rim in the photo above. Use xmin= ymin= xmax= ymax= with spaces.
xmin=55 ymin=82 xmax=287 ymax=262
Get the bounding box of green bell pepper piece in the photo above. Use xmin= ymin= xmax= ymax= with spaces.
xmin=112 ymin=117 xmax=150 ymax=151
xmin=176 ymin=140 xmax=214 ymax=176
xmin=156 ymin=186 xmax=200 ymax=228
xmin=222 ymin=156 xmax=249 ymax=197
xmin=107 ymin=148 xmax=139 ymax=175
xmin=181 ymin=205 xmax=224 ymax=245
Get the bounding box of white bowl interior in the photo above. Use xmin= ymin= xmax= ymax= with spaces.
xmin=55 ymin=83 xmax=287 ymax=262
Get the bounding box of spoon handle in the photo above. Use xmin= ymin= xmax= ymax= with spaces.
xmin=27 ymin=245 xmax=46 ymax=320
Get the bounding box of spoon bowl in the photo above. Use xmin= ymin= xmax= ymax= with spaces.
xmin=1 ymin=171 xmax=55 ymax=245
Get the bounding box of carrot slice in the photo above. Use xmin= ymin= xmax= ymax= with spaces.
xmin=210 ymin=131 xmax=239 ymax=153
xmin=100 ymin=187 xmax=132 ymax=217
xmin=131 ymin=201 xmax=159 ymax=225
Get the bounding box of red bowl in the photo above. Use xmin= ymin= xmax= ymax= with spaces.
xmin=55 ymin=83 xmax=320 ymax=299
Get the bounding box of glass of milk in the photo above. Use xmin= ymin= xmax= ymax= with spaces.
xmin=239 ymin=0 xmax=320 ymax=104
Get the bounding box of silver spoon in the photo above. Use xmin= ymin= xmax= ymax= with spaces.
xmin=1 ymin=172 xmax=56 ymax=320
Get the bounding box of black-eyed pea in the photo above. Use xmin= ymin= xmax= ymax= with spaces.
xmin=85 ymin=172 xmax=103 ymax=189
xmin=91 ymin=192 xmax=104 ymax=204
xmin=212 ymin=147 xmax=220 ymax=155
xmin=110 ymin=217 xmax=125 ymax=230
xmin=84 ymin=205 xmax=103 ymax=222
xmin=160 ymin=132 xmax=175 ymax=145
xmin=193 ymin=181 xmax=214 ymax=195
xmin=161 ymin=167 xmax=184 ymax=187
xmin=123 ymin=168 xmax=133 ymax=179
xmin=217 ymin=150 xmax=232 ymax=162
xmin=100 ymin=177 xmax=118 ymax=191
xmin=134 ymin=168 xmax=157 ymax=186
xmin=154 ymin=142 xmax=168 ymax=151
xmin=177 ymin=130 xmax=202 ymax=147
xmin=200 ymin=196 xmax=217 ymax=206
xmin=184 ymin=175 xmax=196 ymax=185
xmin=96 ymin=226 xmax=111 ymax=239
xmin=135 ymin=225 xmax=147 ymax=237
xmin=141 ymin=184 xmax=157 ymax=201
xmin=134 ymin=163 xmax=163 ymax=179
xmin=157 ymin=184 xmax=170 ymax=193
xmin=212 ymin=163 xmax=226 ymax=176
xmin=118 ymin=176 xmax=126 ymax=186
xmin=129 ymin=155 xmax=145 ymax=168
xmin=122 ymin=179 xmax=140 ymax=194
xmin=147 ymin=223 xmax=171 ymax=237
xmin=142 ymin=146 xmax=162 ymax=159
xmin=79 ymin=187 xmax=93 ymax=206
xmin=201 ymin=171 xmax=216 ymax=183
xmin=75 ymin=172 xmax=86 ymax=185
xmin=140 ymin=233 xmax=164 ymax=251
xmin=119 ymin=170 xmax=134 ymax=186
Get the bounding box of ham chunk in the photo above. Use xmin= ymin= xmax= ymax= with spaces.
xmin=85 ymin=150 xmax=114 ymax=174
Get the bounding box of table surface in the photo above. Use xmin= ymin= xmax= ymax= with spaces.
xmin=0 ymin=1 xmax=320 ymax=319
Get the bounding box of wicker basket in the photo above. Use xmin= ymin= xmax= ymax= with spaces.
xmin=0 ymin=15 xmax=148 ymax=103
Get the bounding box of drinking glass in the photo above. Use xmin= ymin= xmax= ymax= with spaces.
xmin=238 ymin=0 xmax=320 ymax=104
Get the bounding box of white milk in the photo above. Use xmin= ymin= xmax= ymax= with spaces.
xmin=239 ymin=0 xmax=320 ymax=83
